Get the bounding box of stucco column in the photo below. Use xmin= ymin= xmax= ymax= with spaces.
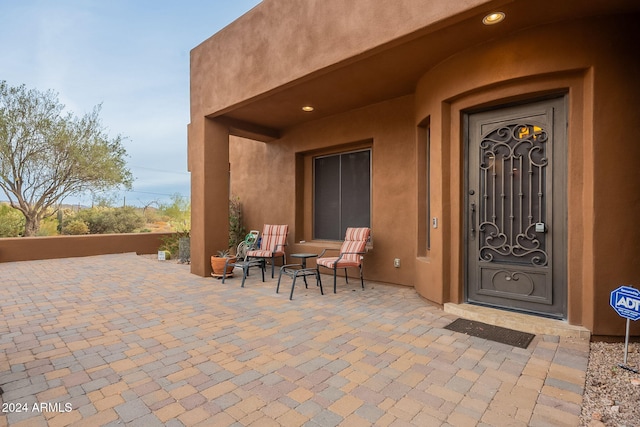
xmin=189 ymin=117 xmax=230 ymax=277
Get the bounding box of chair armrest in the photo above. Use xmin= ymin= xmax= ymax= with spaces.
xmin=334 ymin=250 xmax=366 ymax=263
xmin=318 ymin=248 xmax=340 ymax=258
xmin=256 ymin=242 xmax=287 ymax=256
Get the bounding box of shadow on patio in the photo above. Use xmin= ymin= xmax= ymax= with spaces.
xmin=0 ymin=253 xmax=588 ymax=426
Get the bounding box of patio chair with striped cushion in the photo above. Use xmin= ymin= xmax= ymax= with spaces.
xmin=246 ymin=224 xmax=288 ymax=278
xmin=316 ymin=227 xmax=370 ymax=294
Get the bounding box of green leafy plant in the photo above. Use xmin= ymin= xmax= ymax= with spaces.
xmin=159 ymin=194 xmax=190 ymax=233
xmin=216 ymin=249 xmax=231 ymax=258
xmin=159 ymin=230 xmax=189 ymax=255
xmin=0 ymin=204 xmax=25 ymax=237
xmin=229 ymin=196 xmax=245 ymax=251
xmin=36 ymin=215 xmax=62 ymax=236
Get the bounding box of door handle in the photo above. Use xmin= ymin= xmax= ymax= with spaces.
xmin=470 ymin=202 xmax=476 ymax=240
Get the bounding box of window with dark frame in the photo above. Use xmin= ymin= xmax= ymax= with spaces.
xmin=417 ymin=119 xmax=430 ymax=256
xmin=313 ymin=149 xmax=371 ymax=241
xmin=426 ymin=126 xmax=431 ymax=251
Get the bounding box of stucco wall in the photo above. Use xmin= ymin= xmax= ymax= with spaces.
xmin=190 ymin=0 xmax=493 ymax=118
xmin=230 ymin=96 xmax=418 ymax=286
xmin=227 ymin=13 xmax=640 ymax=335
xmin=0 ymin=233 xmax=173 ymax=263
xmin=190 ymin=0 xmax=639 ymax=334
xmin=414 ymin=14 xmax=640 ymax=335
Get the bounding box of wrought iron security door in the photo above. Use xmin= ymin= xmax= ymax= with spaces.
xmin=466 ymin=98 xmax=567 ymax=318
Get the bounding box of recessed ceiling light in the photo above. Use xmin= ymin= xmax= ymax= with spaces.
xmin=482 ymin=12 xmax=505 ymax=25
xmin=302 ymin=106 xmax=314 ymax=112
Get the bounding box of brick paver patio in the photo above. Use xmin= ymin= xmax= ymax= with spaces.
xmin=0 ymin=253 xmax=589 ymax=426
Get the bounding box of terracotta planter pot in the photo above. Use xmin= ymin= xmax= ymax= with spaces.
xmin=211 ymin=256 xmax=236 ymax=276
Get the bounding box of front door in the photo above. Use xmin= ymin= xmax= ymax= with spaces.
xmin=466 ymin=97 xmax=567 ymax=318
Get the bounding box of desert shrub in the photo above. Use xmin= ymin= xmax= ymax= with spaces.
xmin=36 ymin=216 xmax=60 ymax=236
xmin=0 ymin=205 xmax=63 ymax=237
xmin=0 ymin=204 xmax=25 ymax=237
xmin=68 ymin=206 xmax=145 ymax=234
xmin=142 ymin=207 xmax=160 ymax=224
xmin=63 ymin=220 xmax=90 ymax=235
xmin=112 ymin=207 xmax=145 ymax=233
xmin=159 ymin=230 xmax=189 ymax=255
xmin=159 ymin=194 xmax=190 ymax=232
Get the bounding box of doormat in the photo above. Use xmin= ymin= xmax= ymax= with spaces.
xmin=444 ymin=318 xmax=535 ymax=349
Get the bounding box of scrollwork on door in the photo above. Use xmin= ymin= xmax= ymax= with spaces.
xmin=478 ymin=124 xmax=549 ymax=267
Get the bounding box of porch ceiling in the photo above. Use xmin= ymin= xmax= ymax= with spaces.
xmin=213 ymin=0 xmax=639 ymax=141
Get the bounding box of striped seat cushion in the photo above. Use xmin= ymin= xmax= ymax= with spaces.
xmin=316 ymin=257 xmax=362 ymax=268
xmin=247 ymin=224 xmax=288 ymax=257
xmin=317 ymin=227 xmax=370 ymax=268
xmin=340 ymin=227 xmax=370 ymax=261
xmin=246 ymin=249 xmax=281 ymax=258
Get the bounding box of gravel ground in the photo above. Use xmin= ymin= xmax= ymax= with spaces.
xmin=581 ymin=340 xmax=640 ymax=427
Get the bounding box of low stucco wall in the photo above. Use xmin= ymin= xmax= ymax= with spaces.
xmin=0 ymin=233 xmax=174 ymax=263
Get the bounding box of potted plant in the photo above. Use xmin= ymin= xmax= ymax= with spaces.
xmin=210 ymin=249 xmax=237 ymax=277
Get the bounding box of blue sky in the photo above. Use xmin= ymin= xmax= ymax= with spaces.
xmin=0 ymin=0 xmax=261 ymax=207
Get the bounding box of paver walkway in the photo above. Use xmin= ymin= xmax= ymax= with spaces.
xmin=0 ymin=253 xmax=589 ymax=426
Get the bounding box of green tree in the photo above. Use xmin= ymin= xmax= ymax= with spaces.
xmin=0 ymin=81 xmax=133 ymax=236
